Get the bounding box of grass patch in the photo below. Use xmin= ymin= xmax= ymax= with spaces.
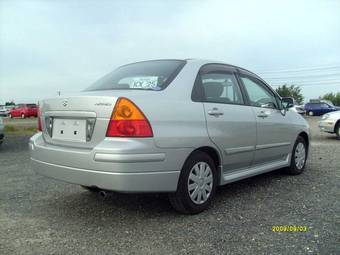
xmin=4 ymin=125 xmax=37 ymax=136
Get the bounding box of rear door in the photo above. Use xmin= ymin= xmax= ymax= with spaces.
xmin=193 ymin=64 xmax=256 ymax=172
xmin=238 ymin=72 xmax=293 ymax=165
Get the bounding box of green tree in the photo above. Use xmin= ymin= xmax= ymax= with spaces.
xmin=320 ymin=92 xmax=340 ymax=106
xmin=5 ymin=101 xmax=15 ymax=106
xmin=275 ymin=84 xmax=304 ymax=104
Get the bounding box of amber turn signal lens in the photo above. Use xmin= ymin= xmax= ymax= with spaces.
xmin=106 ymin=98 xmax=153 ymax=137
xmin=112 ymin=98 xmax=145 ymax=120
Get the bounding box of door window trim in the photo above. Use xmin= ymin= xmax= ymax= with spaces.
xmin=191 ymin=64 xmax=246 ymax=106
xmin=237 ymin=72 xmax=282 ymax=110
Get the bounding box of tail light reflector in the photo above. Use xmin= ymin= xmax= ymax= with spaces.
xmin=106 ymin=98 xmax=153 ymax=137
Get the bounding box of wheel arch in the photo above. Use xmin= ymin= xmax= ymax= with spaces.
xmin=298 ymin=131 xmax=309 ymax=144
xmin=298 ymin=131 xmax=310 ymax=156
xmin=334 ymin=119 xmax=340 ymax=133
xmin=185 ymin=146 xmax=222 ymax=185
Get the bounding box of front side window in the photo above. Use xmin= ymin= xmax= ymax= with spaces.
xmin=200 ymin=72 xmax=244 ymax=104
xmin=321 ymin=103 xmax=331 ymax=109
xmin=240 ymin=76 xmax=278 ymax=109
xmin=86 ymin=60 xmax=186 ymax=91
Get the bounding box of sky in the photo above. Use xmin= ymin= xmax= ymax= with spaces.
xmin=0 ymin=0 xmax=340 ymax=104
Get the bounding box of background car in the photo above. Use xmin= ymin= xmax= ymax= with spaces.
xmin=319 ymin=111 xmax=340 ymax=139
xmin=282 ymin=97 xmax=305 ymax=114
xmin=9 ymin=104 xmax=38 ymax=118
xmin=0 ymin=106 xmax=10 ymax=117
xmin=0 ymin=117 xmax=4 ymax=144
xmin=304 ymin=100 xmax=339 ymax=116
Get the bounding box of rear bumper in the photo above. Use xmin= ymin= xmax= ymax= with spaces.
xmin=31 ymin=158 xmax=180 ymax=192
xmin=29 ymin=133 xmax=191 ymax=192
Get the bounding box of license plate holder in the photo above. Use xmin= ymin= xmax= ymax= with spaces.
xmin=52 ymin=118 xmax=87 ymax=142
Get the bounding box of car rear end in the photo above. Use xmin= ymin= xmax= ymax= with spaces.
xmin=0 ymin=107 xmax=9 ymax=117
xmin=27 ymin=104 xmax=38 ymax=117
xmin=29 ymin=60 xmax=189 ymax=192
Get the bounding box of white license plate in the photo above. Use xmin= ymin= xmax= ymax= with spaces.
xmin=52 ymin=118 xmax=86 ymax=142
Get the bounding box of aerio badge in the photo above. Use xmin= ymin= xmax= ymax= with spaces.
xmin=62 ymin=99 xmax=68 ymax=107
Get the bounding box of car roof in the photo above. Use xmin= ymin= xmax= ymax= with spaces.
xmin=185 ymin=58 xmax=257 ymax=74
xmin=117 ymin=58 xmax=259 ymax=77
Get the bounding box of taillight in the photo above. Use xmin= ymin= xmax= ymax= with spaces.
xmin=37 ymin=106 xmax=42 ymax=131
xmin=106 ymin=98 xmax=153 ymax=137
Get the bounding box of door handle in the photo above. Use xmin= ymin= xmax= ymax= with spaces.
xmin=257 ymin=111 xmax=269 ymax=118
xmin=208 ymin=108 xmax=224 ymax=116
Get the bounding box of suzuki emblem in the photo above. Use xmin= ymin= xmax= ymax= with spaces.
xmin=62 ymin=99 xmax=68 ymax=107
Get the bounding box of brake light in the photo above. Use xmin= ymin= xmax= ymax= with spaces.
xmin=106 ymin=98 xmax=153 ymax=137
xmin=37 ymin=106 xmax=42 ymax=131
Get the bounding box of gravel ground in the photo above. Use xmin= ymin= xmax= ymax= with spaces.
xmin=0 ymin=117 xmax=339 ymax=255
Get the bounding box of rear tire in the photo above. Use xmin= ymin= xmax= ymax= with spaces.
xmin=308 ymin=111 xmax=314 ymax=116
xmin=285 ymin=136 xmax=307 ymax=175
xmin=169 ymin=151 xmax=217 ymax=214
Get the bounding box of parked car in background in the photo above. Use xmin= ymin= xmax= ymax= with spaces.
xmin=0 ymin=106 xmax=10 ymax=117
xmin=319 ymin=111 xmax=340 ymax=139
xmin=282 ymin=97 xmax=305 ymax=114
xmin=0 ymin=117 xmax=4 ymax=144
xmin=304 ymin=100 xmax=339 ymax=116
xmin=30 ymin=59 xmax=310 ymax=214
xmin=9 ymin=104 xmax=38 ymax=118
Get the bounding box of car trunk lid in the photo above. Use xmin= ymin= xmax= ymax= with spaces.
xmin=39 ymin=94 xmax=118 ymax=149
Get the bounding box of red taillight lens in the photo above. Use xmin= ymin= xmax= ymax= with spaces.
xmin=37 ymin=106 xmax=42 ymax=131
xmin=106 ymin=98 xmax=153 ymax=137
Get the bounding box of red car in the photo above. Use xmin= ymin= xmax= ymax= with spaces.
xmin=9 ymin=104 xmax=38 ymax=118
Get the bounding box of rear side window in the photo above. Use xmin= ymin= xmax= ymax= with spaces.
xmin=198 ymin=72 xmax=244 ymax=104
xmin=86 ymin=60 xmax=186 ymax=91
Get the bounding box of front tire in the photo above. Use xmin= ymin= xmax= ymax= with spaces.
xmin=169 ymin=151 xmax=217 ymax=214
xmin=285 ymin=136 xmax=307 ymax=175
xmin=335 ymin=123 xmax=340 ymax=140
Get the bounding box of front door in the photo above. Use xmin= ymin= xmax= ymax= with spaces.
xmin=239 ymin=74 xmax=292 ymax=165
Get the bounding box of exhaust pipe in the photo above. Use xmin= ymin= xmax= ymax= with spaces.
xmin=99 ymin=190 xmax=107 ymax=198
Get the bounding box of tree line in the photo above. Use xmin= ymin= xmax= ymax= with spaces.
xmin=275 ymin=84 xmax=340 ymax=106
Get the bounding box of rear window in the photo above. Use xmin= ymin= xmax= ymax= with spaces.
xmin=27 ymin=104 xmax=37 ymax=108
xmin=86 ymin=60 xmax=186 ymax=91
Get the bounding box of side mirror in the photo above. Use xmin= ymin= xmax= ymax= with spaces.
xmin=282 ymin=97 xmax=294 ymax=109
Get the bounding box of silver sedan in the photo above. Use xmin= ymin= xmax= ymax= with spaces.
xmin=30 ymin=59 xmax=310 ymax=214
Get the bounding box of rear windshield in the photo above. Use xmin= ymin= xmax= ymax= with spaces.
xmin=86 ymin=60 xmax=186 ymax=91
